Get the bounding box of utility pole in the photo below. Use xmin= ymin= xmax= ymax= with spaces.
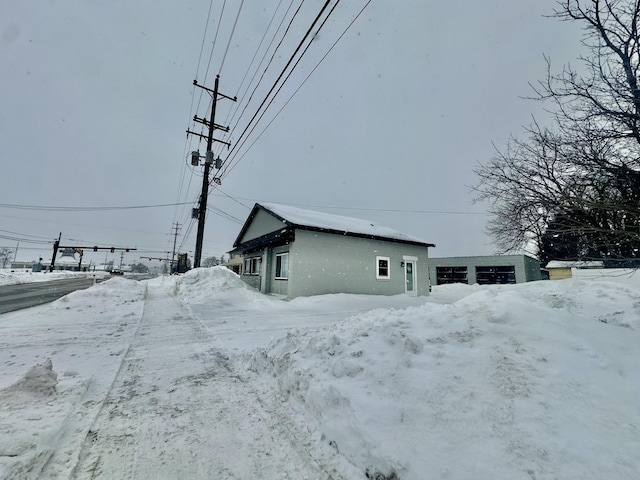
xmin=187 ymin=75 xmax=236 ymax=268
xmin=49 ymin=232 xmax=61 ymax=272
xmin=170 ymin=222 xmax=181 ymax=269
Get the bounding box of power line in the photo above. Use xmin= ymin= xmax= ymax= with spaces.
xmin=204 ymin=193 xmax=487 ymax=215
xmin=0 ymin=201 xmax=194 ymax=212
xmin=220 ymin=0 xmax=342 ymax=178
xmin=178 ymin=0 xmax=218 ymax=229
xmin=221 ymin=0 xmax=375 ymax=179
xmin=207 ymin=205 xmax=244 ymax=224
xmin=218 ymin=0 xmax=289 ymax=131
xmin=220 ymin=0 xmax=305 ymax=153
xmin=224 ymin=0 xmax=332 ymax=163
xmin=0 ymin=228 xmax=54 ymax=241
xmin=218 ymin=0 xmax=245 ymax=75
xmin=211 ymin=187 xmax=252 ymax=210
xmin=0 ymin=234 xmax=52 ymax=245
xmin=201 ymin=0 xmax=227 ymax=90
xmin=196 ymin=0 xmax=216 ymax=80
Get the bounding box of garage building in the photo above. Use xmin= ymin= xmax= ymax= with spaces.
xmin=429 ymin=255 xmax=541 ymax=286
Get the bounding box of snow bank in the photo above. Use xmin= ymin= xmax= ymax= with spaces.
xmin=175 ymin=266 xmax=276 ymax=308
xmin=2 ymin=267 xmax=639 ymax=479
xmin=3 ymin=359 xmax=58 ymax=396
xmin=0 ymin=276 xmax=148 ymax=479
xmin=0 ymin=270 xmax=88 ymax=286
xmin=249 ymin=276 xmax=640 ymax=480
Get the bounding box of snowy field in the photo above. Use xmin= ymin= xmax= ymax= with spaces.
xmin=0 ymin=267 xmax=638 ymax=479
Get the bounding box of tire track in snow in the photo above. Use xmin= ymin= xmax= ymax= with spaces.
xmin=66 ymin=281 xmax=338 ymax=479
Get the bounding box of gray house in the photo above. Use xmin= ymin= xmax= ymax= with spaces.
xmin=230 ymin=203 xmax=435 ymax=299
xmin=428 ymin=255 xmax=542 ymax=285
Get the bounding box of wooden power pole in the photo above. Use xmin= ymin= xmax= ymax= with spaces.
xmin=187 ymin=75 xmax=236 ymax=268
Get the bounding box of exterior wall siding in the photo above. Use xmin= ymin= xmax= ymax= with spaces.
xmin=267 ymin=244 xmax=291 ymax=296
xmin=285 ymin=230 xmax=430 ymax=298
xmin=523 ymin=255 xmax=543 ymax=281
xmin=240 ymin=209 xmax=287 ymax=243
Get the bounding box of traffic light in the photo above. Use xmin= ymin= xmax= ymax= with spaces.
xmin=93 ymin=246 xmax=98 ymax=252
xmin=110 ymin=247 xmax=115 ymax=253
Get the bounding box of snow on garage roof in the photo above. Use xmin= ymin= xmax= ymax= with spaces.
xmin=258 ymin=202 xmax=435 ymax=247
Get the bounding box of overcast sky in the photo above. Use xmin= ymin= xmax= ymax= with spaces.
xmin=1 ymin=0 xmax=584 ymax=266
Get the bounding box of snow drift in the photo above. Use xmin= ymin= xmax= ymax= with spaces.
xmin=0 ymin=267 xmax=638 ymax=479
xmin=249 ymin=275 xmax=640 ymax=479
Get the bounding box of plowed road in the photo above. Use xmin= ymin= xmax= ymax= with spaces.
xmin=0 ymin=277 xmax=97 ymax=314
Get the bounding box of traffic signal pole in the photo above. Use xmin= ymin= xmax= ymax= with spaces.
xmin=188 ymin=75 xmax=236 ymax=268
xmin=49 ymin=232 xmax=61 ymax=272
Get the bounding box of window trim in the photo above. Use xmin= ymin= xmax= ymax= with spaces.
xmin=275 ymin=252 xmax=289 ymax=280
xmin=244 ymin=256 xmax=262 ymax=276
xmin=376 ymin=256 xmax=390 ymax=280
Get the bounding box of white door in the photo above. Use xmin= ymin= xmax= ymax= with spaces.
xmin=404 ymin=259 xmax=417 ymax=296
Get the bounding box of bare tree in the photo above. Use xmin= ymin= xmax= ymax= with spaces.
xmin=473 ymin=0 xmax=640 ymax=263
xmin=0 ymin=247 xmax=13 ymax=269
xmin=202 ymin=256 xmax=220 ymax=267
xmin=539 ymin=0 xmax=640 ymax=147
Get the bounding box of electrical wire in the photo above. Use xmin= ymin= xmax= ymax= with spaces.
xmin=224 ymin=0 xmax=331 ymax=163
xmin=211 ymin=187 xmax=252 ymax=210
xmin=0 ymin=234 xmax=52 ymax=245
xmin=207 ymin=205 xmax=245 ymax=224
xmin=203 ymin=194 xmax=487 ymax=216
xmin=0 ymin=229 xmax=55 ymax=241
xmin=219 ymin=0 xmax=303 ymax=150
xmin=175 ymin=1 xmax=382 ymax=258
xmin=178 ymin=0 xmax=281 ymax=248
xmin=0 ymin=202 xmax=194 ymax=212
xmin=218 ymin=0 xmax=288 ymax=130
xmin=201 ymin=0 xmax=227 ymax=97
xmin=218 ymin=0 xmax=245 ymax=75
xmin=181 ymin=1 xmax=307 ymax=228
xmin=196 ymin=0 xmax=216 ymax=81
xmin=175 ymin=0 xmax=216 ymax=228
xmin=219 ymin=0 xmax=342 ymax=179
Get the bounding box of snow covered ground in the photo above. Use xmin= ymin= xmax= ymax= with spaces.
xmin=0 ymin=270 xmax=96 ymax=286
xmin=0 ymin=267 xmax=638 ymax=479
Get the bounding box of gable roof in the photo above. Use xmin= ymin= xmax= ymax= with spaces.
xmin=233 ymin=203 xmax=435 ymax=249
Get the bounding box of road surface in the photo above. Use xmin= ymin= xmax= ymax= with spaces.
xmin=0 ymin=277 xmax=97 ymax=314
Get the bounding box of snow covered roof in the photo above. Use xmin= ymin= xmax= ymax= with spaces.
xmin=545 ymin=260 xmax=605 ymax=269
xmin=238 ymin=202 xmax=434 ymax=247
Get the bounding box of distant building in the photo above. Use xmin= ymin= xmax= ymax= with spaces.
xmin=429 ymin=255 xmax=542 ymax=285
xmin=545 ymin=260 xmax=604 ymax=280
xmin=230 ymin=203 xmax=435 ymax=299
xmin=226 ymin=254 xmax=243 ymax=275
xmin=10 ymin=261 xmax=37 ymax=272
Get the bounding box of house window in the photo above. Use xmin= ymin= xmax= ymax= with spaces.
xmin=376 ymin=256 xmax=390 ymax=279
xmin=244 ymin=256 xmax=261 ymax=275
xmin=275 ymin=252 xmax=289 ymax=279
